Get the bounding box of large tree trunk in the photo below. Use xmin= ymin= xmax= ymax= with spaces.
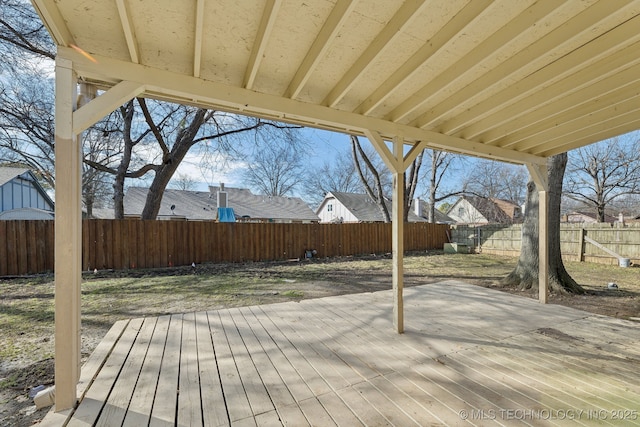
xmin=502 ymin=153 xmax=585 ymax=294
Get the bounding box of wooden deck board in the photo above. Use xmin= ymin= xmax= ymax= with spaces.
xmin=45 ymin=282 xmax=640 ymax=426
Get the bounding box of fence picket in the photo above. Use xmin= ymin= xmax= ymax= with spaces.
xmin=0 ymin=220 xmax=449 ymax=276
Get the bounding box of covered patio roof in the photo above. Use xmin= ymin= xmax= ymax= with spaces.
xmin=31 ymin=0 xmax=640 ymax=412
xmin=33 ymin=0 xmax=640 ymax=163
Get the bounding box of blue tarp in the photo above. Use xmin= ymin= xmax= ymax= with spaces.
xmin=217 ymin=207 xmax=236 ymax=222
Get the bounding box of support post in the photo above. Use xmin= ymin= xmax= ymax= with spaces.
xmin=54 ymin=57 xmax=82 ymax=410
xmin=538 ymin=189 xmax=548 ymax=304
xmin=392 ymin=137 xmax=404 ymax=333
xmin=526 ymin=162 xmax=549 ymax=304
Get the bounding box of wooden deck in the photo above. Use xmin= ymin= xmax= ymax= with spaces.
xmin=40 ymin=281 xmax=640 ymax=426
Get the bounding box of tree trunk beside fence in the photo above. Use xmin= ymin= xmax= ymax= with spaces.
xmin=0 ymin=220 xmax=450 ymax=276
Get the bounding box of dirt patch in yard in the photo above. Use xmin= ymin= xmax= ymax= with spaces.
xmin=1 ymin=251 xmax=638 ymax=426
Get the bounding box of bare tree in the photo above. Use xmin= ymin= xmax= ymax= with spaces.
xmin=564 ymin=134 xmax=640 ymax=222
xmin=304 ymin=147 xmax=363 ymax=207
xmin=462 ymin=159 xmax=528 ymax=205
xmin=170 ymin=173 xmax=198 ymax=191
xmin=419 ymin=149 xmax=466 ymax=223
xmin=242 ymin=128 xmax=306 ymax=196
xmin=502 ymin=153 xmax=584 ymax=294
xmin=351 ymin=135 xmax=391 ymax=222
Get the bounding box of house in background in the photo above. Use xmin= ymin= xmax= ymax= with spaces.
xmin=316 ymin=192 xmax=426 ymax=223
xmin=124 ymin=185 xmax=319 ymax=223
xmin=0 ymin=167 xmax=54 ymax=220
xmin=446 ymin=195 xmax=522 ymax=225
xmin=411 ymin=198 xmax=454 ymax=223
xmin=564 ymin=210 xmax=617 ymax=224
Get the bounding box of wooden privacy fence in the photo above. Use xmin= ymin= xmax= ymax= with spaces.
xmin=0 ymin=220 xmax=449 ymax=276
xmin=451 ymin=223 xmax=640 ymax=266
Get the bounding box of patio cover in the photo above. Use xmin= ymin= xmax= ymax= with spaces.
xmin=31 ymin=0 xmax=640 ymax=411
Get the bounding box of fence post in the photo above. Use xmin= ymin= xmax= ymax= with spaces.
xmin=578 ymin=228 xmax=585 ymax=262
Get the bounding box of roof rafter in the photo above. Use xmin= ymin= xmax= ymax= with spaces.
xmin=464 ymin=42 xmax=640 ymax=144
xmin=244 ymin=0 xmax=281 ymax=89
xmin=323 ymin=0 xmax=424 ymax=108
xmin=115 ymin=0 xmax=140 ymax=63
xmin=356 ymin=0 xmax=492 ymax=116
xmin=494 ymin=68 xmax=640 ymax=148
xmin=433 ymin=2 xmax=640 ymax=135
xmin=536 ymin=117 xmax=640 ymax=157
xmin=58 ymin=46 xmax=546 ymax=165
xmin=193 ymin=0 xmax=205 ymax=77
xmin=388 ymin=0 xmax=565 ymax=123
xmin=413 ymin=0 xmax=638 ymax=130
xmin=285 ymin=0 xmax=357 ymax=99
xmin=515 ymin=100 xmax=640 ymax=154
xmin=31 ymin=0 xmax=74 ymax=47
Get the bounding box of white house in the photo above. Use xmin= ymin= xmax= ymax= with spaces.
xmin=0 ymin=168 xmax=54 ymax=220
xmin=316 ymin=192 xmax=426 ymax=223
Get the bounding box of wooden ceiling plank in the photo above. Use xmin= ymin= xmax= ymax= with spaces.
xmin=115 ymin=0 xmax=140 ymax=64
xmin=285 ymin=0 xmax=357 ymax=99
xmin=356 ymin=0 xmax=492 ymax=115
xmin=492 ymin=69 xmax=640 ymax=148
xmin=193 ymin=0 xmax=205 ymax=77
xmin=323 ymin=0 xmax=425 ymax=108
xmin=516 ymin=102 xmax=640 ymax=154
xmin=31 ymin=0 xmax=74 ymax=47
xmin=467 ymin=44 xmax=640 ymax=145
xmin=414 ymin=0 xmax=636 ymax=131
xmin=58 ymin=46 xmax=546 ymax=166
xmin=436 ymin=2 xmax=640 ymax=136
xmin=536 ymin=119 xmax=640 ymax=157
xmin=244 ymin=0 xmax=281 ymax=89
xmin=389 ymin=0 xmax=563 ymax=123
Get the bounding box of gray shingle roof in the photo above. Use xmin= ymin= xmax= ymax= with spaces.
xmin=0 ymin=167 xmax=29 ymax=186
xmin=124 ymin=186 xmax=319 ymax=221
xmin=326 ymin=192 xmax=426 ymax=222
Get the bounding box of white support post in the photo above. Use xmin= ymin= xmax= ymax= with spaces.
xmin=392 ymin=136 xmax=404 ymax=333
xmin=538 ymin=189 xmax=548 ymax=304
xmin=526 ymin=162 xmax=549 ymax=304
xmin=54 ymin=58 xmax=82 ymax=410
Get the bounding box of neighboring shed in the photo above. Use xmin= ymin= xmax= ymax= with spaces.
xmin=124 ymin=186 xmax=318 ymax=223
xmin=0 ymin=167 xmax=54 ymax=219
xmin=316 ymin=191 xmax=425 ymax=223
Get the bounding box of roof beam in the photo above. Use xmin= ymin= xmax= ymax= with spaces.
xmin=323 ymin=0 xmax=424 ymax=108
xmin=518 ymin=102 xmax=640 ymax=155
xmin=389 ymin=0 xmax=563 ymax=123
xmin=115 ymin=0 xmax=140 ymax=63
xmin=471 ymin=46 xmax=640 ymax=145
xmin=356 ymin=0 xmax=492 ymax=116
xmin=285 ymin=0 xmax=356 ymax=99
xmin=413 ymin=0 xmax=637 ymax=130
xmin=496 ymin=71 xmax=640 ymax=149
xmin=73 ymin=81 xmax=146 ymax=134
xmin=193 ymin=0 xmax=205 ymax=77
xmin=58 ymin=46 xmax=546 ymax=166
xmin=443 ymin=10 xmax=640 ymax=138
xmin=536 ymin=118 xmax=640 ymax=157
xmin=244 ymin=0 xmax=281 ymax=89
xmin=31 ymin=0 xmax=74 ymax=47
xmin=364 ymin=129 xmax=401 ymax=173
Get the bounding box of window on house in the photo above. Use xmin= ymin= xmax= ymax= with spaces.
xmin=458 ymin=207 xmax=464 ymax=217
xmin=328 ymin=204 xmax=333 ymax=212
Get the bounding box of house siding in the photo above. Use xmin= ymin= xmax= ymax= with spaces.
xmin=0 ymin=175 xmax=53 ymax=213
